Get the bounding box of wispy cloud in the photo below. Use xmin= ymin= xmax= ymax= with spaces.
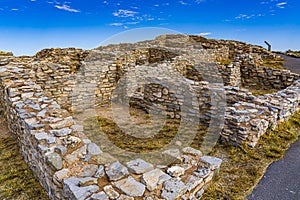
xmin=179 ymin=1 xmax=188 ymax=5
xmin=276 ymin=2 xmax=287 ymax=8
xmin=113 ymin=9 xmax=138 ymax=18
xmin=11 ymin=8 xmax=19 ymax=11
xmin=109 ymin=23 xmax=123 ymax=27
xmin=55 ymin=4 xmax=80 ymax=13
xmin=235 ymin=14 xmax=256 ymax=19
xmin=199 ymin=32 xmax=212 ymax=36
xmin=195 ymin=0 xmax=206 ymax=3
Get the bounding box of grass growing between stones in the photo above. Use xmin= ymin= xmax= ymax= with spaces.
xmin=215 ymin=58 xmax=233 ymax=65
xmin=262 ymin=57 xmax=285 ymax=69
xmin=251 ymin=88 xmax=279 ymax=96
xmin=202 ymin=110 xmax=300 ymax=200
xmin=0 ymin=129 xmax=49 ymax=199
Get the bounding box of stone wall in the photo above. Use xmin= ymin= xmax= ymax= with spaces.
xmin=0 ymin=34 xmax=300 ymax=199
xmin=239 ymin=54 xmax=299 ymax=90
xmin=0 ymin=50 xmax=223 ymax=199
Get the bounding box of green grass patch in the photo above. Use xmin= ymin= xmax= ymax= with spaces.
xmin=251 ymin=88 xmax=279 ymax=96
xmin=215 ymin=58 xmax=232 ymax=65
xmin=202 ymin=110 xmax=300 ymax=200
xmin=262 ymin=57 xmax=285 ymax=69
xmin=0 ymin=136 xmax=49 ymax=200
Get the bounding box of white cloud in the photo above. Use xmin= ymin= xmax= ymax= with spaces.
xmin=235 ymin=14 xmax=255 ymax=19
xmin=55 ymin=5 xmax=80 ymax=13
xmin=260 ymin=1 xmax=269 ymax=4
xmin=179 ymin=1 xmax=188 ymax=5
xmin=113 ymin=9 xmax=138 ymax=18
xmin=31 ymin=0 xmax=37 ymax=2
xmin=276 ymin=2 xmax=287 ymax=8
xmin=109 ymin=23 xmax=123 ymax=26
xmin=199 ymin=32 xmax=212 ymax=36
xmin=195 ymin=0 xmax=206 ymax=3
xmin=11 ymin=8 xmax=19 ymax=11
xmin=126 ymin=21 xmax=140 ymax=24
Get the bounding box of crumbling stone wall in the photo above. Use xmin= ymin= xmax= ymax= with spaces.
xmin=0 ymin=34 xmax=299 ymax=200
xmin=239 ymin=54 xmax=299 ymax=90
xmin=0 ymin=63 xmax=223 ymax=200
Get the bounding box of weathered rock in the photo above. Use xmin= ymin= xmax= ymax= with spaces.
xmin=103 ymin=185 xmax=120 ymax=199
xmin=54 ymin=169 xmax=70 ymax=184
xmin=63 ymin=177 xmax=99 ymax=200
xmin=114 ymin=176 xmax=146 ymax=197
xmin=88 ymin=143 xmax=103 ymax=155
xmin=49 ymin=128 xmax=72 ymax=137
xmin=161 ymin=178 xmax=188 ymax=200
xmin=79 ymin=164 xmax=99 ymax=177
xmin=167 ymin=166 xmax=185 ymax=178
xmin=94 ymin=165 xmax=105 ymax=178
xmin=199 ymin=156 xmax=222 ymax=170
xmin=89 ymin=191 xmax=109 ymax=200
xmin=126 ymin=158 xmax=154 ymax=174
xmin=117 ymin=194 xmax=134 ymax=200
xmin=105 ymin=161 xmax=129 ymax=181
xmin=46 ymin=152 xmax=63 ymax=170
xmin=141 ymin=169 xmax=171 ymax=191
xmin=182 ymin=147 xmax=203 ymax=157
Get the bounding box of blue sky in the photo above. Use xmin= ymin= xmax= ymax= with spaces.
xmin=0 ymin=0 xmax=299 ymax=55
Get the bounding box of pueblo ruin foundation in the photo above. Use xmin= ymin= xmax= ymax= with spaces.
xmin=0 ymin=35 xmax=299 ymax=199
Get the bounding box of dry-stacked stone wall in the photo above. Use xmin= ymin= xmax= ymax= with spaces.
xmin=0 ymin=34 xmax=299 ymax=199
xmin=0 ymin=64 xmax=222 ymax=200
xmin=239 ymin=54 xmax=299 ymax=90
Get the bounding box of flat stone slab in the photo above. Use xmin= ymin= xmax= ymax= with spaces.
xmin=63 ymin=177 xmax=99 ymax=200
xmin=46 ymin=152 xmax=62 ymax=170
xmin=182 ymin=147 xmax=203 ymax=157
xmin=126 ymin=158 xmax=154 ymax=174
xmin=161 ymin=178 xmax=187 ymax=200
xmin=114 ymin=176 xmax=146 ymax=197
xmin=141 ymin=169 xmax=171 ymax=191
xmin=89 ymin=191 xmax=109 ymax=200
xmin=79 ymin=164 xmax=99 ymax=177
xmin=88 ymin=143 xmax=103 ymax=155
xmin=199 ymin=156 xmax=222 ymax=170
xmin=105 ymin=161 xmax=129 ymax=181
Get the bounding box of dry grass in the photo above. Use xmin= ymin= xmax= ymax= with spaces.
xmin=262 ymin=57 xmax=285 ymax=69
xmin=287 ymin=50 xmax=300 ymax=57
xmin=0 ymin=136 xmax=49 ymax=200
xmin=251 ymin=88 xmax=279 ymax=96
xmin=1 ymin=104 xmax=298 ymax=200
xmin=215 ymin=58 xmax=232 ymax=65
xmin=202 ymin=110 xmax=300 ymax=200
